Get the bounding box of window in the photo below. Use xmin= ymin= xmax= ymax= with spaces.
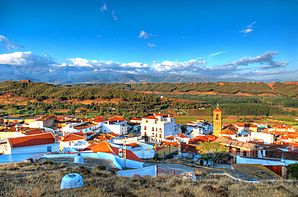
xmin=144 ymin=126 xmax=147 ymax=130
xmin=47 ymin=146 xmax=52 ymax=152
xmin=152 ymin=127 xmax=154 ymax=131
xmin=236 ymin=148 xmax=240 ymax=155
xmin=146 ymin=120 xmax=148 ymax=123
xmin=69 ymin=142 xmax=71 ymax=146
xmin=159 ymin=134 xmax=162 ymax=138
xmin=216 ymin=114 xmax=219 ymax=120
xmin=243 ymin=151 xmax=247 ymax=157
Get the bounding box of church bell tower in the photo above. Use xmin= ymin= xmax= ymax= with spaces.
xmin=213 ymin=104 xmax=222 ymax=137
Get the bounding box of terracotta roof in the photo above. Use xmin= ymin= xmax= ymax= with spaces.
xmin=155 ymin=113 xmax=171 ymax=117
xmin=165 ymin=135 xmax=175 ymax=140
xmin=216 ymin=137 xmax=256 ymax=150
xmin=59 ymin=134 xmax=85 ymax=142
xmin=97 ymin=136 xmax=109 ymax=141
xmin=90 ymin=141 xmax=142 ymax=162
xmin=177 ymin=133 xmax=189 ymax=138
xmin=73 ymin=124 xmax=95 ymax=130
xmin=25 ymin=129 xmax=45 ymax=135
xmin=162 ymin=141 xmax=178 ymax=147
xmin=93 ymin=116 xmax=105 ymax=123
xmin=213 ymin=108 xmax=222 ymax=112
xmin=221 ymin=127 xmax=237 ymax=135
xmin=235 ymin=123 xmax=257 ymax=128
xmin=107 ymin=132 xmax=120 ymax=138
xmin=108 ymin=116 xmax=125 ymax=122
xmin=130 ymin=117 xmax=142 ymax=121
xmin=143 ymin=115 xmax=158 ymax=120
xmin=36 ymin=115 xmax=54 ymax=121
xmin=189 ymin=136 xmax=210 ymax=143
xmin=8 ymin=133 xmax=55 ymax=148
xmin=126 ymin=142 xmax=140 ymax=147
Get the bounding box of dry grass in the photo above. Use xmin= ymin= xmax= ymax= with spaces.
xmin=0 ymin=161 xmax=297 ymax=197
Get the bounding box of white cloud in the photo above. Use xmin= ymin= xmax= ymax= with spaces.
xmin=111 ymin=11 xmax=118 ymax=21
xmin=0 ymin=50 xmax=290 ymax=81
xmin=208 ymin=50 xmax=228 ymax=58
xmin=120 ymin=62 xmax=149 ymax=68
xmin=139 ymin=31 xmax=149 ymax=39
xmin=0 ymin=34 xmax=19 ymax=50
xmin=0 ymin=51 xmax=54 ymax=66
xmin=222 ymin=51 xmax=288 ymax=69
xmin=240 ymin=22 xmax=256 ymax=35
xmin=153 ymin=59 xmax=206 ymax=73
xmin=147 ymin=43 xmax=156 ymax=48
xmin=100 ymin=3 xmax=108 ymax=12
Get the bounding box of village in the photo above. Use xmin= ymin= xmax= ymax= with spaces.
xmin=0 ymin=104 xmax=297 ymax=181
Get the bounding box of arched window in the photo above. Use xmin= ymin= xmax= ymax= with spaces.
xmin=216 ymin=114 xmax=219 ymax=120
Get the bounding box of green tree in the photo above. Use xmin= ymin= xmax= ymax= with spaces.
xmin=197 ymin=142 xmax=230 ymax=167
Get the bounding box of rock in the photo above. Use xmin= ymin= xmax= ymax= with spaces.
xmin=181 ymin=172 xmax=197 ymax=182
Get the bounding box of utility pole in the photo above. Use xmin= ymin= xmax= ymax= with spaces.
xmin=123 ymin=137 xmax=127 ymax=169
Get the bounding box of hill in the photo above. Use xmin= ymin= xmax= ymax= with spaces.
xmin=0 ymin=161 xmax=297 ymax=197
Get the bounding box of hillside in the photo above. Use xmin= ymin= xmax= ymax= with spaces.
xmin=0 ymin=161 xmax=297 ymax=197
xmin=0 ymin=81 xmax=297 ymax=99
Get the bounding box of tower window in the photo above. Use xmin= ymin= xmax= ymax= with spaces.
xmin=216 ymin=114 xmax=219 ymax=120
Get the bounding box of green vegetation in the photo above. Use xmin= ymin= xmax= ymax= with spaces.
xmin=287 ymin=164 xmax=298 ymax=180
xmin=197 ymin=142 xmax=231 ymax=166
xmin=0 ymin=81 xmax=297 ymax=118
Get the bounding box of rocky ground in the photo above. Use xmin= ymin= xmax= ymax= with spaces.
xmin=0 ymin=160 xmax=297 ymax=197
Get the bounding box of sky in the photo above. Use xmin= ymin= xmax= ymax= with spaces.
xmin=0 ymin=0 xmax=298 ymax=82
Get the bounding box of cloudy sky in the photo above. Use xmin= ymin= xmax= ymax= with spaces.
xmin=0 ymin=0 xmax=297 ymax=82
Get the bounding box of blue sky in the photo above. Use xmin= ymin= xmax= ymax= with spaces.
xmin=0 ymin=0 xmax=297 ymax=82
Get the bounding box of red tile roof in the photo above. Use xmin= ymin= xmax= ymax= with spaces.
xmin=188 ymin=136 xmax=210 ymax=143
xmin=130 ymin=117 xmax=142 ymax=121
xmin=93 ymin=116 xmax=105 ymax=123
xmin=107 ymin=132 xmax=120 ymax=138
xmin=108 ymin=116 xmax=125 ymax=122
xmin=59 ymin=134 xmax=85 ymax=142
xmin=162 ymin=141 xmax=178 ymax=147
xmin=25 ymin=129 xmax=45 ymax=135
xmin=213 ymin=108 xmax=222 ymax=112
xmin=143 ymin=115 xmax=158 ymax=120
xmin=165 ymin=135 xmax=175 ymax=140
xmin=36 ymin=115 xmax=55 ymax=121
xmin=177 ymin=133 xmax=189 ymax=138
xmin=221 ymin=127 xmax=237 ymax=135
xmin=97 ymin=136 xmax=109 ymax=141
xmin=90 ymin=141 xmax=142 ymax=162
xmin=8 ymin=133 xmax=55 ymax=148
xmin=126 ymin=142 xmax=140 ymax=147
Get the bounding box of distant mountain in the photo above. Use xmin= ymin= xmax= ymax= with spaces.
xmin=0 ymin=65 xmax=277 ymax=84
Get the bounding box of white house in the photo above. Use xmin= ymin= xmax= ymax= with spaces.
xmin=250 ymin=132 xmax=275 ymax=144
xmin=5 ymin=132 xmax=59 ymax=154
xmin=101 ymin=117 xmax=128 ymax=135
xmin=62 ymin=122 xmax=99 ymax=135
xmin=28 ymin=115 xmax=55 ymax=129
xmin=110 ymin=138 xmax=155 ymax=159
xmin=186 ymin=121 xmax=213 ymax=136
xmin=141 ymin=113 xmax=177 ymax=143
xmin=59 ymin=133 xmax=89 ymax=152
xmin=90 ymin=141 xmax=144 ymax=169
